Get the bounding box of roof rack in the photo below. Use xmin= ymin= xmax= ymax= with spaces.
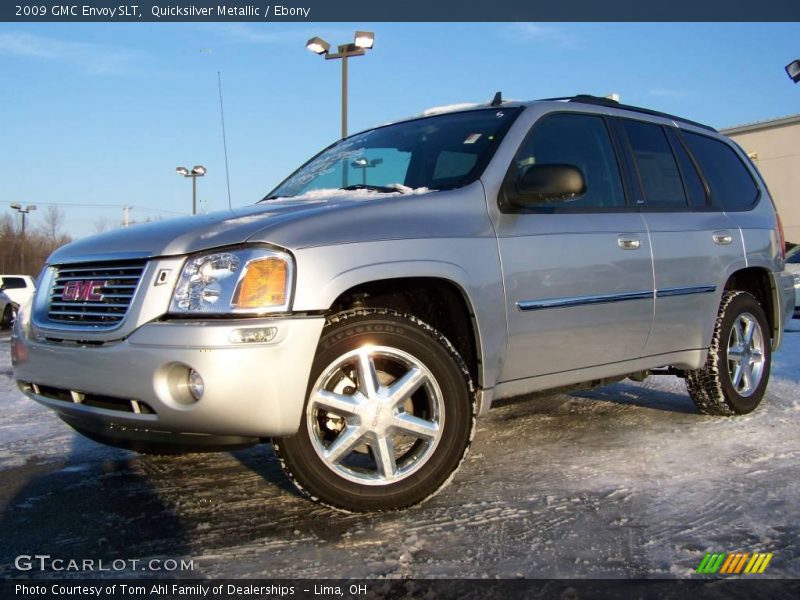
xmin=537 ymin=94 xmax=716 ymax=132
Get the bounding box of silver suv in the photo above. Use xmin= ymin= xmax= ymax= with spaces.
xmin=11 ymin=95 xmax=794 ymax=512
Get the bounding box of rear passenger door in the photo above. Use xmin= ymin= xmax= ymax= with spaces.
xmin=496 ymin=112 xmax=654 ymax=382
xmin=618 ymin=119 xmax=744 ymax=356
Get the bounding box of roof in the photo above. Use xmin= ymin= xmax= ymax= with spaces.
xmin=721 ymin=114 xmax=800 ymax=136
xmin=417 ymin=94 xmax=716 ymax=132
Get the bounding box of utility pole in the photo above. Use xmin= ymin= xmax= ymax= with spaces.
xmin=123 ymin=206 xmax=132 ymax=227
xmin=10 ymin=203 xmax=36 ymax=274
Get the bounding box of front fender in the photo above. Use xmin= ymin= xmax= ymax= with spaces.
xmin=291 ymin=239 xmax=507 ymax=390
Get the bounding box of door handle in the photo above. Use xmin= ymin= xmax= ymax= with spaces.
xmin=618 ymin=235 xmax=641 ymax=250
xmin=712 ymin=230 xmax=733 ymax=245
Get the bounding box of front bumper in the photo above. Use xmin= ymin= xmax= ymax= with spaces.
xmin=12 ymin=316 xmax=324 ymax=438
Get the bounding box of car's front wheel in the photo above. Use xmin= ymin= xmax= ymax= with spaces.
xmin=273 ymin=309 xmax=475 ymax=512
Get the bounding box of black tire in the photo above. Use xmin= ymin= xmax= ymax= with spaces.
xmin=1 ymin=305 xmax=12 ymax=330
xmin=273 ymin=309 xmax=476 ymax=512
xmin=686 ymin=290 xmax=772 ymax=415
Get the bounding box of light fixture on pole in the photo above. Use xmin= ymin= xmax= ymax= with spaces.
xmin=9 ymin=203 xmax=36 ymax=273
xmin=786 ymin=60 xmax=800 ymax=84
xmin=176 ymin=165 xmax=207 ymax=215
xmin=350 ymin=157 xmax=383 ymax=185
xmin=305 ymin=31 xmax=375 ymax=139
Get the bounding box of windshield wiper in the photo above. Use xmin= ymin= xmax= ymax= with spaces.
xmin=340 ymin=184 xmax=401 ymax=193
xmin=258 ymin=195 xmax=285 ymax=203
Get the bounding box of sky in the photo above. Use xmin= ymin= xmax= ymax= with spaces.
xmin=0 ymin=22 xmax=798 ymax=238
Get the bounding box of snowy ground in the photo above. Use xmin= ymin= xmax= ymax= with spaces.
xmin=0 ymin=324 xmax=798 ymax=579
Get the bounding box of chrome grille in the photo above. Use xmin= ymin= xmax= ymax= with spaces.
xmin=47 ymin=260 xmax=147 ymax=327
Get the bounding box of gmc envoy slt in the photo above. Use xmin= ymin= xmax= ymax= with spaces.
xmin=12 ymin=95 xmax=794 ymax=511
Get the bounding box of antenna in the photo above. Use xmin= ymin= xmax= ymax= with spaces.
xmin=218 ymin=71 xmax=232 ymax=210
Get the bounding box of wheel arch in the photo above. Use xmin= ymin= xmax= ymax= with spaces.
xmin=723 ymin=266 xmax=781 ymax=348
xmin=326 ymin=273 xmax=485 ymax=391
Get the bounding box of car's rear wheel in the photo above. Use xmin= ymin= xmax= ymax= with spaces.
xmin=273 ymin=309 xmax=475 ymax=512
xmin=686 ymin=290 xmax=771 ymax=415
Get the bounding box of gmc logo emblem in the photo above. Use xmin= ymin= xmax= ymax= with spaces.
xmin=61 ymin=280 xmax=106 ymax=302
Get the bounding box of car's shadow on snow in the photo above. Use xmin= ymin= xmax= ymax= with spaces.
xmin=492 ymin=380 xmax=698 ymax=417
xmin=0 ymin=434 xmax=192 ymax=578
xmin=573 ymin=382 xmax=698 ymax=414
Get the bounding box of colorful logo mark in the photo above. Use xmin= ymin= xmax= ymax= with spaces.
xmin=696 ymin=552 xmax=773 ymax=575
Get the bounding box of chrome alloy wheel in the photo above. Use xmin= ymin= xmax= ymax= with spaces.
xmin=726 ymin=312 xmax=766 ymax=397
xmin=306 ymin=345 xmax=445 ymax=486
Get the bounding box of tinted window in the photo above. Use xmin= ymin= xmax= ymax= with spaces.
xmin=433 ymin=151 xmax=478 ymax=182
xmin=1 ymin=277 xmax=26 ymax=289
xmin=623 ymin=120 xmax=686 ymax=207
xmin=786 ymin=246 xmax=800 ymax=264
xmin=667 ymin=129 xmax=708 ymax=208
xmin=514 ymin=113 xmax=625 ymax=209
xmin=683 ymin=132 xmax=759 ymax=211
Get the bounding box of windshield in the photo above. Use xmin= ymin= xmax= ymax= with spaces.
xmin=265 ymin=107 xmax=522 ymax=199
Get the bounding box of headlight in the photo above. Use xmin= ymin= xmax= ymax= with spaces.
xmin=169 ymin=247 xmax=293 ymax=315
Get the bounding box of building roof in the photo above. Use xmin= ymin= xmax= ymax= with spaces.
xmin=721 ymin=114 xmax=800 ymax=136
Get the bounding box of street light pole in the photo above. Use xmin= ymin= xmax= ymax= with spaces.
xmin=9 ymin=203 xmax=36 ymax=274
xmin=306 ymin=31 xmax=375 ymax=139
xmin=341 ymin=53 xmax=348 ymax=139
xmin=175 ymin=165 xmax=207 ymax=215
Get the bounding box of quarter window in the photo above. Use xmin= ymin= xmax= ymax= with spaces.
xmin=666 ymin=128 xmax=708 ymax=208
xmin=683 ymin=132 xmax=759 ymax=211
xmin=512 ymin=113 xmax=625 ymax=209
xmin=623 ymin=120 xmax=687 ymax=208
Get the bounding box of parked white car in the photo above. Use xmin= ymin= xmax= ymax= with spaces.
xmin=0 ymin=275 xmax=36 ymax=329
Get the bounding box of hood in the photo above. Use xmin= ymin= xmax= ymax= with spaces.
xmin=48 ymin=183 xmax=491 ymax=265
xmin=48 ymin=193 xmax=385 ymax=264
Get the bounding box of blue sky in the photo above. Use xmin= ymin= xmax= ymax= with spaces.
xmin=0 ymin=22 xmax=798 ymax=238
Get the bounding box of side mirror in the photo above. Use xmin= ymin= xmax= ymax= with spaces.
xmin=507 ymin=164 xmax=586 ymax=207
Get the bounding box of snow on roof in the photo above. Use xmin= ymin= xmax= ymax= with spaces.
xmin=420 ymin=102 xmax=482 ymax=116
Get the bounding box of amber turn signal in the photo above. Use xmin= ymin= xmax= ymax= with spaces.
xmin=233 ymin=258 xmax=287 ymax=309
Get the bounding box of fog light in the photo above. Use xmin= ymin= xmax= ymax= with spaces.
xmin=229 ymin=327 xmax=277 ymax=344
xmin=188 ymin=369 xmax=205 ymax=400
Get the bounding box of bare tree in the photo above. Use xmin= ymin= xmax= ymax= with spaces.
xmin=1 ymin=209 xmax=70 ymax=276
xmin=93 ymin=217 xmax=113 ymax=233
xmin=38 ymin=205 xmax=67 ymax=245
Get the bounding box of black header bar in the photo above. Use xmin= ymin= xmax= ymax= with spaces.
xmin=2 ymin=0 xmax=799 ymax=22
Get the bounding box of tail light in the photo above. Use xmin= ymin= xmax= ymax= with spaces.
xmin=776 ymin=212 xmax=787 ymax=259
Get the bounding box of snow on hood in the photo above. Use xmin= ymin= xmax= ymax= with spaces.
xmin=266 ymin=185 xmax=431 ymax=202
